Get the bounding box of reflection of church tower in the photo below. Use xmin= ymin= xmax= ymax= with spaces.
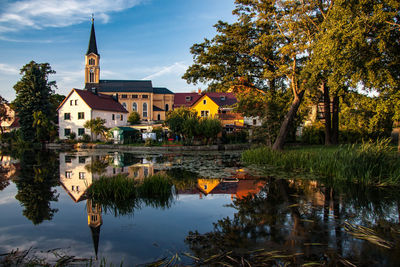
xmin=85 ymin=17 xmax=100 ymax=88
xmin=87 ymin=199 xmax=102 ymax=260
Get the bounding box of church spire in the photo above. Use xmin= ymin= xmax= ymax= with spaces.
xmin=86 ymin=15 xmax=99 ymax=56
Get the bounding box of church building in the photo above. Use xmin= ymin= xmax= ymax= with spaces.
xmin=83 ymin=19 xmax=174 ymax=122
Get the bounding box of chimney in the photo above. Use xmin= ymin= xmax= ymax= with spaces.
xmin=198 ymin=88 xmax=201 ymax=95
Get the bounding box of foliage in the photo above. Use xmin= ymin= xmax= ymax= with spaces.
xmin=14 ymin=149 xmax=59 ymax=225
xmin=0 ymin=95 xmax=9 ymax=134
xmin=32 ymin=111 xmax=55 ymax=143
xmin=84 ymin=118 xmax=109 ymax=141
xmin=13 ymin=61 xmax=57 ymax=142
xmin=87 ymin=173 xmax=173 ymax=216
xmin=222 ymin=129 xmax=248 ymax=144
xmin=152 ymin=126 xmax=163 ymax=140
xmin=242 ymin=139 xmax=400 ymax=185
xmin=80 ymin=133 xmax=91 ymax=142
xmin=144 ymin=138 xmax=154 ymax=147
xmin=68 ymin=132 xmax=76 ymax=140
xmin=301 ymin=123 xmax=325 ymax=145
xmin=127 ymin=111 xmax=140 ymax=125
xmin=165 ymin=107 xmax=198 ymax=137
xmin=198 ymin=117 xmax=222 ymax=144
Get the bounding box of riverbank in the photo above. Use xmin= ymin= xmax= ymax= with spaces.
xmin=242 ymin=139 xmax=400 ymax=186
xmin=46 ymin=142 xmax=251 ymax=151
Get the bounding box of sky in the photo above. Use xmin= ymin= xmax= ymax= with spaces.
xmin=0 ymin=0 xmax=236 ymax=101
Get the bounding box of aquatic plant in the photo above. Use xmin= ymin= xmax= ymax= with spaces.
xmin=137 ymin=174 xmax=174 ymax=209
xmin=242 ymin=139 xmax=400 ymax=185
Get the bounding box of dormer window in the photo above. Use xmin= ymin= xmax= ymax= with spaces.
xmin=185 ymin=96 xmax=192 ymax=102
xmin=220 ymin=96 xmax=226 ymax=101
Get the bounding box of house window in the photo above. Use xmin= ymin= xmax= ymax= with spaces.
xmin=122 ymin=102 xmax=127 ymax=108
xmin=78 ymin=112 xmax=84 ymax=119
xmin=121 ymin=94 xmax=127 ymax=99
xmin=132 ymin=94 xmax=138 ymax=98
xmin=201 ymin=111 xmax=209 ymax=117
xmin=75 ymin=100 xmax=78 ymax=105
xmin=79 ymin=172 xmax=85 ymax=179
xmin=112 ymin=114 xmax=115 ymax=120
xmin=120 ymin=114 xmax=123 ymax=121
xmin=78 ymin=128 xmax=85 ymax=136
xmin=144 ymin=167 xmax=149 ymax=177
xmin=79 ymin=156 xmax=86 ymax=163
xmin=70 ymin=100 xmax=73 ymax=106
xmin=142 ymin=95 xmax=148 ymax=99
xmin=132 ymin=102 xmax=137 ymax=111
xmin=165 ymin=104 xmax=169 ymax=112
xmin=203 ymin=99 xmax=207 ymax=105
xmin=253 ymin=119 xmax=257 ymax=125
xmin=157 ymin=114 xmax=161 ymax=121
xmin=64 ymin=128 xmax=71 ymax=136
xmin=143 ymin=103 xmax=148 ymax=117
xmin=65 ymin=171 xmax=72 ymax=178
xmin=185 ymin=96 xmax=192 ymax=102
xmin=64 ymin=113 xmax=71 ymax=120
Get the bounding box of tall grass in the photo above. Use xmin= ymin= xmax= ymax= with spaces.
xmin=242 ymin=139 xmax=400 ymax=185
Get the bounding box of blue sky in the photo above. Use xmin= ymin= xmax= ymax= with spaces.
xmin=0 ymin=0 xmax=236 ymax=101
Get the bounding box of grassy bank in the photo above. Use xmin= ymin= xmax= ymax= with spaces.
xmin=242 ymin=139 xmax=400 ymax=186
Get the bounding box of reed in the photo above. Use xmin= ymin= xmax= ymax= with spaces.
xmin=242 ymin=139 xmax=400 ymax=185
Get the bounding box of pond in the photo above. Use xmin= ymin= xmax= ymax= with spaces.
xmin=0 ymin=149 xmax=399 ymax=266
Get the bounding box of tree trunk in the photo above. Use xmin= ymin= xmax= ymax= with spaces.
xmin=331 ymin=95 xmax=339 ymax=144
xmin=272 ymin=90 xmax=305 ymax=151
xmin=323 ymin=83 xmax=332 ymax=145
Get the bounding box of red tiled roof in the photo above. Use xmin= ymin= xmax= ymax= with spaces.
xmin=173 ymin=93 xmax=202 ymax=108
xmin=203 ymin=92 xmax=237 ymax=107
xmin=74 ymin=89 xmax=128 ymax=113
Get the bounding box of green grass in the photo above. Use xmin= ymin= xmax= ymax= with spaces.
xmin=87 ymin=173 xmax=174 ymax=215
xmin=242 ymin=139 xmax=400 ymax=186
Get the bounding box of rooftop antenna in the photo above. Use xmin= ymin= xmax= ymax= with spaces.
xmin=91 ymin=13 xmax=94 ymax=23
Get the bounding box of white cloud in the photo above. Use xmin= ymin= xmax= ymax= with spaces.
xmin=0 ymin=0 xmax=144 ymax=33
xmin=142 ymin=62 xmax=187 ymax=80
xmin=0 ymin=63 xmax=19 ymax=75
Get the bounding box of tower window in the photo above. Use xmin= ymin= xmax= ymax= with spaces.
xmin=89 ymin=69 xmax=94 ymax=83
xmin=89 ymin=58 xmax=95 ymax=65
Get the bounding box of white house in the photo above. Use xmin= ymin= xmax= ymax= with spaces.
xmin=57 ymin=88 xmax=128 ymax=140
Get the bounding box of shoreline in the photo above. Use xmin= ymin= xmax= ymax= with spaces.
xmin=46 ymin=142 xmax=251 ymax=151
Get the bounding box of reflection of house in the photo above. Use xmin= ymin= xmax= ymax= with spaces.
xmin=0 ymin=104 xmax=19 ymax=132
xmin=0 ymin=155 xmax=19 ymax=180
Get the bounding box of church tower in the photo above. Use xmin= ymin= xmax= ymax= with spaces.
xmin=87 ymin=199 xmax=102 ymax=260
xmin=85 ymin=17 xmax=100 ymax=86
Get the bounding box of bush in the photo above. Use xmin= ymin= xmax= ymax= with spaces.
xmin=144 ymin=138 xmax=154 ymax=147
xmin=222 ymin=130 xmax=248 ymax=144
xmin=301 ymin=124 xmax=324 ymax=144
xmin=128 ymin=111 xmax=141 ymax=125
xmin=80 ymin=133 xmax=91 ymax=142
xmin=68 ymin=132 xmax=76 ymax=140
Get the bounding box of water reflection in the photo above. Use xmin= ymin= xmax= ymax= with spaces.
xmin=186 ymin=178 xmax=400 ymax=266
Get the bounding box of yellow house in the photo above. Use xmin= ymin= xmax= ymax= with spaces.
xmin=197 ymin=178 xmax=221 ymax=195
xmin=190 ymin=92 xmax=244 ymax=129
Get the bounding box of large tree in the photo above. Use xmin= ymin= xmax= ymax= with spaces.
xmin=13 ymin=61 xmax=56 ymax=142
xmin=183 ymin=0 xmax=400 ymax=150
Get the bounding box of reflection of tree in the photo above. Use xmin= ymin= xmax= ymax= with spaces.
xmin=166 ymin=168 xmax=198 ymax=191
xmin=14 ymin=150 xmax=59 ymax=225
xmin=85 ymin=156 xmax=109 ymax=175
xmin=186 ymin=178 xmax=400 ymax=266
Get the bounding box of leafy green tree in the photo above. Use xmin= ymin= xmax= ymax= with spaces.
xmin=49 ymin=93 xmax=66 ymax=124
xmin=13 ymin=61 xmax=57 ymax=142
xmin=198 ymin=117 xmax=222 ymax=145
xmin=0 ymin=95 xmax=9 ymax=135
xmin=32 ymin=111 xmax=55 ymax=144
xmin=84 ymin=118 xmax=109 ymax=141
xmin=164 ymin=107 xmax=198 ymax=138
xmin=128 ymin=111 xmax=141 ymax=125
